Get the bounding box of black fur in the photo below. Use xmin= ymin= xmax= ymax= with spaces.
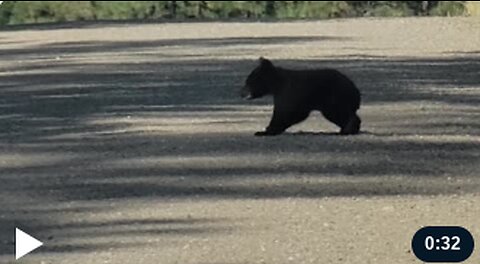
xmin=241 ymin=57 xmax=361 ymax=136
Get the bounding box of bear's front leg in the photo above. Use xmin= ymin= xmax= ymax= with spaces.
xmin=255 ymin=108 xmax=291 ymax=136
xmin=255 ymin=107 xmax=311 ymax=136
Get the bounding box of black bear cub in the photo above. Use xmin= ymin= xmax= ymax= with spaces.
xmin=241 ymin=57 xmax=361 ymax=136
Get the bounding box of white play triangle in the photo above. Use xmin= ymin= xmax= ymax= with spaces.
xmin=15 ymin=228 xmax=43 ymax=260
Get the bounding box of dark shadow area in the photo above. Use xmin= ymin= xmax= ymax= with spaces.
xmin=1 ymin=55 xmax=479 ymax=143
xmin=0 ymin=36 xmax=349 ymax=59
xmin=0 ymin=18 xmax=354 ymax=32
xmin=0 ymin=20 xmax=149 ymax=31
xmin=1 ymin=131 xmax=479 ymax=198
xmin=0 ymin=214 xmax=232 ymax=256
xmin=42 ymin=241 xmax=145 ymax=254
xmin=288 ymin=131 xmax=365 ymax=136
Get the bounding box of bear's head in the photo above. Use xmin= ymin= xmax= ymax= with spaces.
xmin=241 ymin=57 xmax=276 ymax=100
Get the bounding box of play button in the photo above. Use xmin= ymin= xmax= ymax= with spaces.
xmin=15 ymin=228 xmax=43 ymax=260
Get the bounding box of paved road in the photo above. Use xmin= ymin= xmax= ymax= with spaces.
xmin=0 ymin=17 xmax=479 ymax=264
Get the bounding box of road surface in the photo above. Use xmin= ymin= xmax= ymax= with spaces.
xmin=0 ymin=17 xmax=479 ymax=264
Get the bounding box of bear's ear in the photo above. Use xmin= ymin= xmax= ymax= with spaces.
xmin=258 ymin=57 xmax=274 ymax=69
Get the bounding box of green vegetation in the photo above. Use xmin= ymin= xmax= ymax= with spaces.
xmin=430 ymin=1 xmax=466 ymax=16
xmin=0 ymin=1 xmax=470 ymax=26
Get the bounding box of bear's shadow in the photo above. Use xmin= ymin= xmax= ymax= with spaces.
xmin=287 ymin=131 xmax=371 ymax=136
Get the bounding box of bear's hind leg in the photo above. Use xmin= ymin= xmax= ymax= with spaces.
xmin=340 ymin=114 xmax=361 ymax=135
xmin=322 ymin=110 xmax=360 ymax=135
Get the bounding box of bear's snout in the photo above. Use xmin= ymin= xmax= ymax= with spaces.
xmin=240 ymin=86 xmax=253 ymax=100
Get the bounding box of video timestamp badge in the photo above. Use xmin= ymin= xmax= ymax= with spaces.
xmin=412 ymin=226 xmax=474 ymax=262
